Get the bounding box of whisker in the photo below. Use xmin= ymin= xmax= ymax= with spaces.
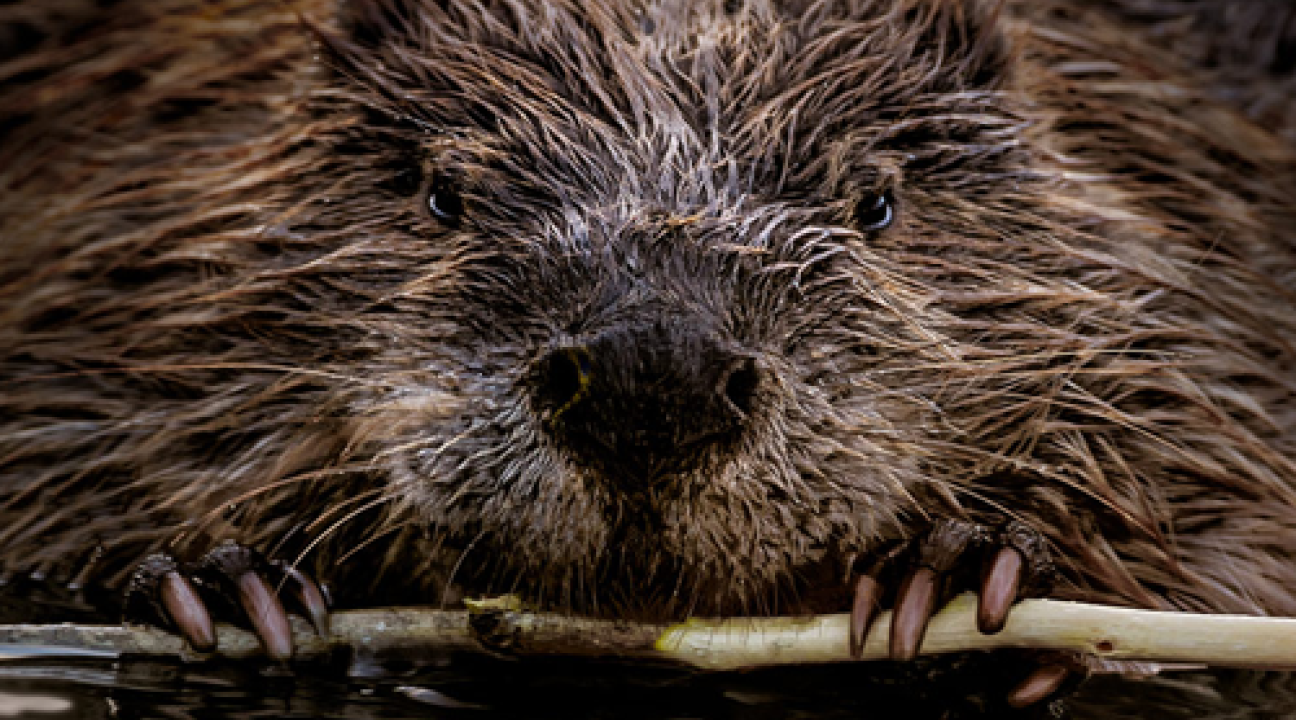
xmin=443 ymin=530 xmax=488 ymax=608
xmin=301 ymin=486 xmax=388 ymax=536
xmin=291 ymin=492 xmax=397 ymax=571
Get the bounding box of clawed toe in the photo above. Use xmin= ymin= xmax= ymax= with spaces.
xmin=275 ymin=560 xmax=330 ymax=638
xmin=128 ymin=553 xmax=218 ymax=653
xmin=849 ymin=573 xmax=882 ymax=659
xmin=125 ymin=542 xmax=329 ymax=661
xmin=977 ymin=545 xmax=1023 ymax=635
xmin=847 ymin=518 xmax=1065 ymax=708
xmin=197 ymin=542 xmax=295 ymax=660
xmin=890 ymin=565 xmax=939 ymax=661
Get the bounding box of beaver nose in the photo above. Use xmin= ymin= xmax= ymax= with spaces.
xmin=531 ymin=325 xmax=762 ymax=483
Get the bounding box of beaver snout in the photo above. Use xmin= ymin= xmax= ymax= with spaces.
xmin=530 ymin=322 xmax=763 ymax=484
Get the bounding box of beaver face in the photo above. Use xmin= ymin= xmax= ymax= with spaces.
xmin=309 ymin=0 xmax=1050 ymax=616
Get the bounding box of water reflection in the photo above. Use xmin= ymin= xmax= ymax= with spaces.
xmin=0 ymin=652 xmax=1295 ymax=720
xmin=0 ymin=692 xmax=73 ymax=717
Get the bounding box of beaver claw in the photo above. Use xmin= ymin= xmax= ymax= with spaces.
xmin=849 ymin=519 xmax=1066 ymax=708
xmin=125 ymin=541 xmax=328 ymax=660
xmin=125 ymin=553 xmax=219 ymax=653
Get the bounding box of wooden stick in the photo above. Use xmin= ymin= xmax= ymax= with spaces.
xmin=2 ymin=593 xmax=1295 ymax=671
xmin=656 ymin=593 xmax=1296 ymax=671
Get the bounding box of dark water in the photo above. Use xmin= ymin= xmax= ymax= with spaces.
xmin=3 ymin=590 xmax=1296 ymax=719
xmin=0 ymin=654 xmax=1031 ymax=720
xmin=5 ymin=646 xmax=1296 ymax=719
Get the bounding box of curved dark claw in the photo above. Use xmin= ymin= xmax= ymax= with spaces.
xmin=980 ymin=520 xmax=1056 ymax=637
xmin=275 ymin=561 xmax=331 ymax=638
xmin=888 ymin=519 xmax=989 ymax=660
xmin=1006 ymin=664 xmax=1071 ymax=708
xmin=845 ymin=518 xmax=1068 ymax=708
xmin=126 ymin=553 xmax=216 ymax=653
xmin=889 ymin=566 xmax=938 ymax=661
xmin=158 ymin=570 xmax=218 ymax=653
xmin=977 ymin=545 xmax=1023 ymax=635
xmin=199 ymin=541 xmax=294 ymax=661
xmin=234 ymin=570 xmax=294 ymax=661
xmin=849 ymin=573 xmax=882 ymax=659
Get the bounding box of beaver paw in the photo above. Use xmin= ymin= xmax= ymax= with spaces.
xmin=124 ymin=541 xmax=329 ymax=661
xmin=850 ymin=519 xmax=1071 ymax=709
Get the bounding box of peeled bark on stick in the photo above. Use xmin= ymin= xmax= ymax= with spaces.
xmin=1 ymin=594 xmax=1294 ymax=671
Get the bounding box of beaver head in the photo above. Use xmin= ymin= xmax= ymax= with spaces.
xmin=304 ymin=0 xmax=1051 ymax=617
xmin=12 ymin=0 xmax=1284 ymax=622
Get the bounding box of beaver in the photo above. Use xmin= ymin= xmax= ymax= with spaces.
xmin=1 ymin=0 xmax=1294 ymax=714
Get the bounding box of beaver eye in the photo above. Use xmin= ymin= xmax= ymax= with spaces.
xmin=854 ymin=191 xmax=894 ymax=231
xmin=425 ymin=177 xmax=464 ymax=227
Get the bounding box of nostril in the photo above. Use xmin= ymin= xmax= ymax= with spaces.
xmin=537 ymin=346 xmax=593 ymax=417
xmin=535 ymin=331 xmax=760 ymax=481
xmin=720 ymin=356 xmax=761 ymax=418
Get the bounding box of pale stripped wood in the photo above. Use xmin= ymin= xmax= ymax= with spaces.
xmin=2 ymin=593 xmax=1295 ymax=672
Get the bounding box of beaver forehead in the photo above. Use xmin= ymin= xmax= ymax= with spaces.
xmin=335 ymin=0 xmax=1021 ymax=207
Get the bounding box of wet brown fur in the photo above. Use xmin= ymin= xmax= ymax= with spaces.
xmin=0 ymin=0 xmax=1294 ymax=629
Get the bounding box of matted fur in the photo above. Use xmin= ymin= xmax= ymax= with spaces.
xmin=0 ymin=0 xmax=1293 ymax=628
